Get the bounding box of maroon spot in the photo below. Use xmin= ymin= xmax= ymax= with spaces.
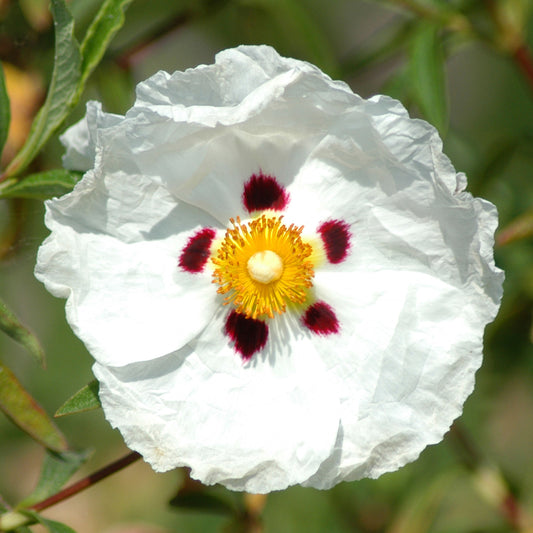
xmin=225 ymin=310 xmax=268 ymax=361
xmin=318 ymin=219 xmax=351 ymax=264
xmin=179 ymin=228 xmax=216 ymax=273
xmin=243 ymin=172 xmax=289 ymax=213
xmin=302 ymin=301 xmax=340 ymax=336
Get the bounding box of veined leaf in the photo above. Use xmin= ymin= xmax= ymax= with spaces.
xmin=4 ymin=0 xmax=81 ymax=178
xmin=78 ymin=0 xmax=134 ymax=96
xmin=0 ymin=62 xmax=11 ymax=162
xmin=3 ymin=0 xmax=133 ymax=180
xmin=0 ymin=169 xmax=80 ymax=200
xmin=409 ymin=23 xmax=448 ymax=134
xmin=0 ymin=363 xmax=67 ymax=452
xmin=18 ymin=449 xmax=91 ymax=508
xmin=55 ymin=380 xmax=101 ymax=417
xmin=0 ymin=295 xmax=45 ymax=366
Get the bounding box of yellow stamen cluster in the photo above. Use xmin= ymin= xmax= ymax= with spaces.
xmin=212 ymin=215 xmax=314 ymax=319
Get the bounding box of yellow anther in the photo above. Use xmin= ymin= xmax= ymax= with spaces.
xmin=212 ymin=215 xmax=314 ymax=319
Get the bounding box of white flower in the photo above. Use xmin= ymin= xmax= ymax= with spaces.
xmin=35 ymin=45 xmax=503 ymax=493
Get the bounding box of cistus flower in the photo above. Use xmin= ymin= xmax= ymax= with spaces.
xmin=35 ymin=45 xmax=503 ymax=493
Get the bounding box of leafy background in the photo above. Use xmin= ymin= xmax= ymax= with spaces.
xmin=1 ymin=0 xmax=533 ymax=532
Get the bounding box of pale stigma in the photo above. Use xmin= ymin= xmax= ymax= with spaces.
xmin=247 ymin=251 xmax=283 ymax=284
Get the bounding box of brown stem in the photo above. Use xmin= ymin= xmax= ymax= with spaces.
xmin=30 ymin=451 xmax=141 ymax=512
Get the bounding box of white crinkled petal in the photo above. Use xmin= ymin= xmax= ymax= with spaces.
xmin=133 ymin=45 xmax=353 ymax=117
xmin=93 ymin=308 xmax=340 ymax=492
xmin=291 ymin=160 xmax=502 ymax=486
xmin=60 ymin=101 xmax=122 ymax=171
xmin=107 ymin=48 xmax=365 ymax=222
xmin=36 ymin=169 xmax=221 ymax=366
xmin=36 ymin=44 xmax=503 ymax=492
xmin=304 ymin=267 xmax=495 ymax=488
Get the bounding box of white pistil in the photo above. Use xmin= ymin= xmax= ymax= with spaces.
xmin=247 ymin=250 xmax=283 ymax=284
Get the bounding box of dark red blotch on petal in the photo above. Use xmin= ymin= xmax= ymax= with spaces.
xmin=318 ymin=220 xmax=351 ymax=264
xmin=225 ymin=310 xmax=268 ymax=361
xmin=179 ymin=228 xmax=216 ymax=273
xmin=302 ymin=301 xmax=340 ymax=336
xmin=243 ymin=172 xmax=289 ymax=213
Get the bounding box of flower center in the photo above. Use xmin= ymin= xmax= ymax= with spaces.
xmin=212 ymin=215 xmax=314 ymax=319
xmin=247 ymin=250 xmax=283 ymax=284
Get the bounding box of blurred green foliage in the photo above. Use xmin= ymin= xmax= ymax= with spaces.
xmin=1 ymin=0 xmax=533 ymax=532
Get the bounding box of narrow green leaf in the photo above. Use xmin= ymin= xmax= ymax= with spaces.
xmin=2 ymin=0 xmax=132 ymax=180
xmin=21 ymin=511 xmax=76 ymax=533
xmin=18 ymin=449 xmax=91 ymax=508
xmin=55 ymin=380 xmax=101 ymax=417
xmin=0 ymin=295 xmax=45 ymax=366
xmin=409 ymin=23 xmax=448 ymax=134
xmin=4 ymin=0 xmax=81 ymax=178
xmin=0 ymin=62 xmax=11 ymax=162
xmin=0 ymin=363 xmax=68 ymax=452
xmin=0 ymin=169 xmax=80 ymax=200
xmin=77 ymin=0 xmax=134 ymax=96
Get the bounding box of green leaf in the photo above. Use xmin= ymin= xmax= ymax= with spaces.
xmin=2 ymin=0 xmax=133 ymax=181
xmin=409 ymin=23 xmax=448 ymax=134
xmin=0 ymin=169 xmax=80 ymax=200
xmin=0 ymin=363 xmax=68 ymax=452
xmin=18 ymin=449 xmax=91 ymax=508
xmin=0 ymin=62 xmax=11 ymax=163
xmin=77 ymin=0 xmax=134 ymax=97
xmin=21 ymin=511 xmax=76 ymax=533
xmin=55 ymin=380 xmax=101 ymax=417
xmin=4 ymin=0 xmax=82 ymax=178
xmin=0 ymin=295 xmax=45 ymax=366
xmin=2 ymin=0 xmax=132 ymax=181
